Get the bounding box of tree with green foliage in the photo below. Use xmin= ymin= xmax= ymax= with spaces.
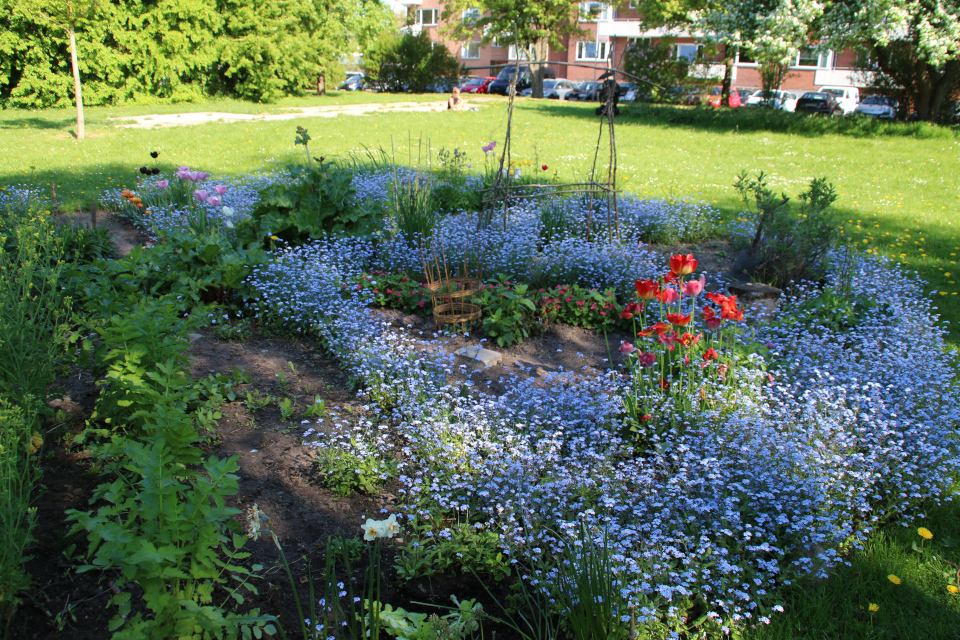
xmin=821 ymin=0 xmax=960 ymax=122
xmin=439 ymin=0 xmax=584 ymax=98
xmin=364 ymin=31 xmax=461 ymax=93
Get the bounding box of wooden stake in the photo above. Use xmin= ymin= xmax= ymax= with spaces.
xmin=90 ymin=202 xmax=97 ymax=228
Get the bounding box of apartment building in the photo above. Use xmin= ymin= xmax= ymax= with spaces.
xmin=397 ymin=0 xmax=868 ymax=92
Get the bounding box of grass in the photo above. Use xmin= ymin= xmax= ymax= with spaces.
xmin=2 ymin=96 xmax=959 ymax=637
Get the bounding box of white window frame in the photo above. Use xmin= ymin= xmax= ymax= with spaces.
xmin=579 ymin=2 xmax=612 ymax=22
xmin=416 ymin=8 xmax=439 ymax=26
xmin=674 ymin=43 xmax=702 ymax=63
xmin=793 ymin=48 xmax=832 ymax=68
xmin=576 ymin=40 xmax=611 ymax=61
xmin=508 ymin=44 xmax=530 ymax=60
xmin=461 ymin=42 xmax=481 ymax=59
xmin=462 ymin=8 xmax=481 ymax=25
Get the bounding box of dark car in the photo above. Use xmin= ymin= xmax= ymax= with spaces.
xmin=795 ymin=91 xmax=843 ymax=115
xmin=487 ymin=65 xmax=556 ymax=96
xmin=565 ymin=81 xmax=603 ymax=101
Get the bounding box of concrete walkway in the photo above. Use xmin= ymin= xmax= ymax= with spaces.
xmin=109 ymin=98 xmax=496 ymax=129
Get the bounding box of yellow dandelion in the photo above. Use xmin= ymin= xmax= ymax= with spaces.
xmin=948 ymin=585 xmax=959 ymax=594
xmin=868 ymin=603 xmax=879 ymax=612
xmin=888 ymin=574 xmax=901 ymax=585
xmin=918 ymin=527 xmax=933 ymax=540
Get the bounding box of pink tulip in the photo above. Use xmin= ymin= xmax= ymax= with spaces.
xmin=156 ymin=180 xmax=169 ymax=189
xmin=636 ymin=352 xmax=656 ymax=367
xmin=682 ymin=275 xmax=706 ymax=297
xmin=187 ymin=171 xmax=209 ymax=182
xmin=206 ymin=195 xmax=221 ymax=207
xmin=176 ymin=167 xmax=191 ymax=179
xmin=659 ymin=287 xmax=680 ymax=305
xmin=213 ymin=185 xmax=228 ymax=195
xmin=705 ymin=317 xmax=723 ymax=330
xmin=194 ymin=189 xmax=209 ymax=202
xmin=619 ymin=341 xmax=634 ymax=354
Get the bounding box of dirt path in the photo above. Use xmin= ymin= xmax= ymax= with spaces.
xmin=108 ymin=97 xmax=499 ymax=130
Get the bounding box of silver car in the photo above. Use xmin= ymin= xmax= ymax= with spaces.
xmin=855 ymin=95 xmax=898 ymax=119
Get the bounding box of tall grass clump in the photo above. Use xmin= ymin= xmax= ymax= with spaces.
xmin=0 ymin=401 xmax=38 ymax=622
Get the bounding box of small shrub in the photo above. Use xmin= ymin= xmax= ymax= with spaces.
xmin=472 ymin=276 xmax=538 ymax=347
xmin=732 ymin=171 xmax=841 ymax=287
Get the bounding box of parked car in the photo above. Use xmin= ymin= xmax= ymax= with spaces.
xmin=487 ymin=65 xmax=556 ymax=95
xmin=817 ymin=85 xmax=860 ymax=114
xmin=340 ymin=73 xmax=365 ymax=91
xmin=855 ymin=94 xmax=899 ymax=119
xmin=795 ymin=91 xmax=844 ymax=115
xmin=706 ymin=87 xmax=741 ymax=108
xmin=737 ymin=88 xmax=761 ymax=103
xmin=460 ymin=76 xmax=495 ymax=94
xmin=744 ymin=90 xmax=798 ymax=112
xmin=565 ymin=81 xmax=603 ymax=101
xmin=520 ymin=78 xmax=578 ymax=99
xmin=619 ymin=82 xmax=638 ymax=102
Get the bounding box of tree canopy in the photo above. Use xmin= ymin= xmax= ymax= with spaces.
xmin=0 ymin=0 xmax=396 ymax=107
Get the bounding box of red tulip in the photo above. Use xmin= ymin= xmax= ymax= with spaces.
xmin=658 ymin=379 xmax=671 ymax=390
xmin=702 ymin=348 xmax=718 ymax=361
xmin=635 ymin=279 xmax=660 ymax=300
xmin=619 ymin=341 xmax=635 ymax=354
xmin=669 ymin=253 xmax=697 ymax=276
xmin=636 ymin=351 xmax=656 ymax=367
xmin=666 ymin=312 xmax=692 ymax=326
xmin=679 ymin=332 xmax=701 ymax=348
xmin=682 ymin=275 xmax=706 ymax=297
xmin=542 ymin=164 xmax=548 ymax=170
xmin=620 ymin=301 xmax=643 ymax=320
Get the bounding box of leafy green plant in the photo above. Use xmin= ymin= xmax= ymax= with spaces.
xmin=376 ymin=597 xmax=483 ymax=640
xmin=733 ymin=171 xmax=842 ymax=287
xmin=212 ymin=317 xmax=252 ymax=342
xmin=395 ymin=519 xmax=511 ymax=583
xmin=316 ymin=441 xmax=395 ymax=497
xmin=302 ymin=396 xmax=327 ymax=419
xmin=67 ymin=438 xmax=275 ymax=639
xmin=278 ymin=397 xmax=296 ymax=421
xmin=538 ymin=284 xmax=621 ymax=332
xmin=237 ymin=164 xmax=380 ymax=245
xmin=245 ymin=390 xmax=274 ymax=412
xmin=432 ymin=148 xmax=480 ymax=214
xmin=537 ymin=199 xmax=571 ymax=247
xmin=473 ymin=276 xmax=537 ymax=347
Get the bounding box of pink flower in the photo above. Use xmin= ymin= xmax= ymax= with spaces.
xmin=636 ymin=352 xmax=656 ymax=367
xmin=682 ymin=275 xmax=706 ymax=297
xmin=187 ymin=171 xmax=209 ymax=182
xmin=659 ymin=287 xmax=680 ymax=305
xmin=542 ymin=164 xmax=548 ymax=170
xmin=176 ymin=166 xmax=191 ymax=179
xmin=194 ymin=189 xmax=209 ymax=202
xmin=156 ymin=180 xmax=169 ymax=189
xmin=619 ymin=341 xmax=634 ymax=354
xmin=206 ymin=195 xmax=221 ymax=206
xmin=213 ymin=184 xmax=228 ymax=195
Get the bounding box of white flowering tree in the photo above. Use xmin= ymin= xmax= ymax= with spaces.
xmin=820 ymin=0 xmax=960 ymax=121
xmin=690 ymin=0 xmax=822 ymax=103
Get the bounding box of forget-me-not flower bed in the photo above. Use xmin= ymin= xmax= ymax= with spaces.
xmin=246 ymin=235 xmax=959 ymax=628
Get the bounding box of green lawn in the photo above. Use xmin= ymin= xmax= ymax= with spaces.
xmin=3 ymin=95 xmax=960 ymax=637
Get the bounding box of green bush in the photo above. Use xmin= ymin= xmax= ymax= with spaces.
xmin=0 ymin=401 xmax=39 ymax=615
xmin=732 ymin=171 xmax=842 ymax=287
xmin=364 ymin=31 xmax=461 ymax=93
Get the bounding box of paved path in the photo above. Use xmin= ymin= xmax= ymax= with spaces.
xmin=109 ymin=98 xmax=496 ymax=129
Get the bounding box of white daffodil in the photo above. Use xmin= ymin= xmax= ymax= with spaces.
xmin=362 ymin=518 xmax=386 ymax=541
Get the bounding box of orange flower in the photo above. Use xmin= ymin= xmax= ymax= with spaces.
xmin=667 ymin=312 xmax=692 ymax=327
xmin=679 ymin=332 xmax=701 ymax=348
xmin=669 ymin=254 xmax=697 ymax=276
xmin=702 ymin=347 xmax=718 ymax=361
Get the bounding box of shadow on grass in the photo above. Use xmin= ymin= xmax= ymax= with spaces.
xmin=518 ymin=100 xmax=960 ymax=140
xmin=0 ymin=115 xmax=77 ymax=132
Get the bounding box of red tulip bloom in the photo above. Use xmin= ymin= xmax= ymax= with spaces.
xmin=640 ymin=414 xmax=652 ymax=422
xmin=669 ymin=253 xmax=697 ymax=276
xmin=702 ymin=348 xmax=718 ymax=361
xmin=619 ymin=341 xmax=635 ymax=354
xmin=657 ymin=330 xmax=678 ymax=351
xmin=658 ymin=379 xmax=671 ymax=390
xmin=635 ymin=279 xmax=660 ymax=300
xmin=679 ymin=332 xmax=701 ymax=348
xmin=542 ymin=164 xmax=548 ymax=170
xmin=659 ymin=287 xmax=680 ymax=304
xmin=666 ymin=312 xmax=692 ymax=327
xmin=620 ymin=302 xmax=643 ymax=320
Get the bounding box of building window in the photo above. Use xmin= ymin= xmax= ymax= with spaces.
xmin=737 ymin=49 xmax=756 ymax=65
xmin=463 ymin=8 xmax=481 ymax=25
xmin=674 ymin=43 xmax=702 ymax=62
xmin=508 ymin=44 xmax=530 ymax=60
xmin=416 ymin=9 xmax=439 ymax=26
xmin=579 ymin=2 xmax=612 ymax=21
xmin=461 ymin=42 xmax=481 ymax=59
xmin=794 ymin=48 xmax=831 ymax=68
xmin=576 ymin=41 xmax=611 ymax=61
xmin=628 ymin=0 xmax=638 ymax=7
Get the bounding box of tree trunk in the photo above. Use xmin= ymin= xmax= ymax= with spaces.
xmin=529 ymin=41 xmax=548 ymax=99
xmin=721 ymin=45 xmax=734 ymax=106
xmin=69 ymin=24 xmax=85 ymax=140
